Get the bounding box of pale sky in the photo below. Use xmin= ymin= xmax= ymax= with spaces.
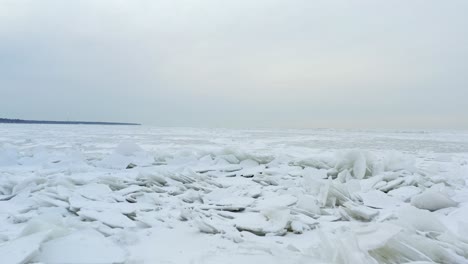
xmin=1 ymin=0 xmax=467 ymax=128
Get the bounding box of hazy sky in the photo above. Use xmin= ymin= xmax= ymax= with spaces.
xmin=1 ymin=0 xmax=467 ymax=128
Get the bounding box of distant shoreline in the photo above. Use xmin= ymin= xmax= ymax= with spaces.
xmin=0 ymin=118 xmax=141 ymax=126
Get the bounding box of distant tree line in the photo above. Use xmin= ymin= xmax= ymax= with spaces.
xmin=0 ymin=118 xmax=141 ymax=126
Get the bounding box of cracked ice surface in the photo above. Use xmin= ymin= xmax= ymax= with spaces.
xmin=1 ymin=125 xmax=468 ymax=264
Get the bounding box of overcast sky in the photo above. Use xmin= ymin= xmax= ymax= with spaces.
xmin=1 ymin=0 xmax=467 ymax=128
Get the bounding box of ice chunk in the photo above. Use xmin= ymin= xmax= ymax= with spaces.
xmin=353 ymin=153 xmax=367 ymax=179
xmin=255 ymin=194 xmax=297 ymax=209
xmin=411 ymin=189 xmax=458 ymax=211
xmin=20 ymin=214 xmax=69 ymax=239
xmin=69 ymin=194 xmax=153 ymax=214
xmin=310 ymin=229 xmax=379 ymax=264
xmin=379 ymin=178 xmax=405 ymax=192
xmin=342 ymin=202 xmax=379 ymax=221
xmin=239 ymin=159 xmax=259 ymax=168
xmin=388 ymin=186 xmax=422 ymax=202
xmin=0 ymin=231 xmax=50 ymax=264
xmin=296 ymin=195 xmax=321 ymax=215
xmin=234 ymin=208 xmax=290 ymax=236
xmin=398 ymin=206 xmax=446 ymax=233
xmin=355 ymin=223 xmax=402 ymax=251
xmin=76 ymin=183 xmax=112 ymax=201
xmin=195 ymin=218 xmax=222 ymax=234
xmin=78 ymin=209 xmax=137 ymax=228
xmin=137 ymin=171 xmax=167 ymax=186
xmin=287 ymin=221 xmax=303 ymax=235
xmin=203 ymin=188 xmax=255 ymax=208
xmin=358 ymin=190 xmax=401 ymax=209
xmin=34 ymin=194 xmax=69 ymax=208
xmin=318 ymin=178 xmax=331 ymax=206
xmin=335 ymin=151 xmax=370 ymax=179
xmin=35 ymin=229 xmax=126 ymax=264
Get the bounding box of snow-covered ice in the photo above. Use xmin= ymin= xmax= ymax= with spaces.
xmin=1 ymin=125 xmax=468 ymax=263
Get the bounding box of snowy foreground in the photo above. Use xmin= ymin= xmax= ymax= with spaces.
xmin=1 ymin=125 xmax=468 ymax=264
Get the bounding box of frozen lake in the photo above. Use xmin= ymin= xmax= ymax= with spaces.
xmin=1 ymin=125 xmax=468 ymax=263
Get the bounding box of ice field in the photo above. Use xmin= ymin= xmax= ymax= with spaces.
xmin=1 ymin=125 xmax=468 ymax=264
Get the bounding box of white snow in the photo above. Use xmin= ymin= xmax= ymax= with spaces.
xmin=1 ymin=125 xmax=468 ymax=263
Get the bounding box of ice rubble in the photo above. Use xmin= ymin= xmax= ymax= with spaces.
xmin=0 ymin=128 xmax=468 ymax=264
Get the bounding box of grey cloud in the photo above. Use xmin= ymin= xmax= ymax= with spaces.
xmin=1 ymin=0 xmax=467 ymax=128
